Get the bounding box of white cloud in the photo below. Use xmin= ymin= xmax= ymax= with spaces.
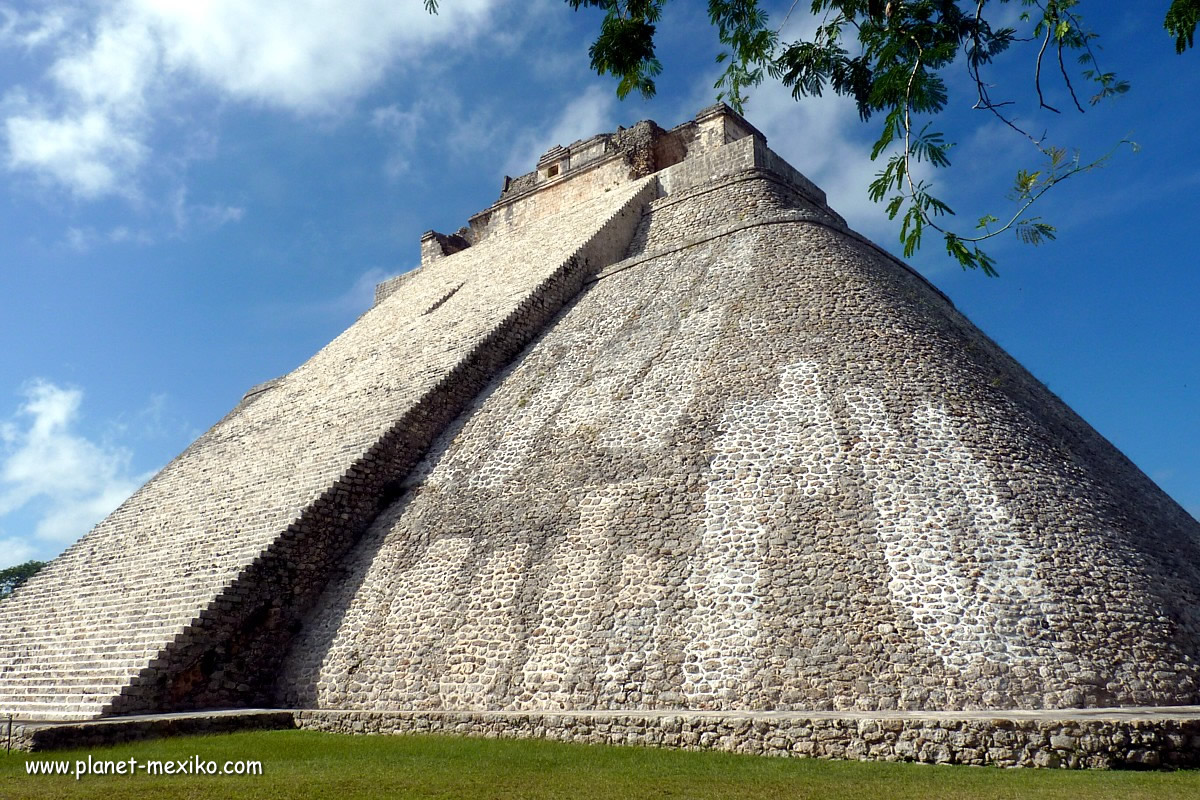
xmin=63 ymin=226 xmax=91 ymax=252
xmin=31 ymin=481 xmax=139 ymax=543
xmin=2 ymin=0 xmax=497 ymax=197
xmin=137 ymin=0 xmax=492 ymax=113
xmin=195 ymin=204 xmax=243 ymax=227
xmin=266 ymin=267 xmax=391 ymax=324
xmin=6 ymin=109 xmax=147 ymax=198
xmin=50 ymin=13 xmax=158 ymax=111
xmin=0 ymin=535 xmax=36 ymax=566
xmin=745 ymin=76 xmax=911 ymax=245
xmin=167 ymin=186 xmax=244 ymax=232
xmin=326 ymin=267 xmax=390 ymax=317
xmin=62 ymin=223 xmax=154 ymax=252
xmin=348 ymin=268 xmax=391 ymax=312
xmin=502 ymin=85 xmax=618 ymax=177
xmin=108 ymin=225 xmax=156 ymax=244
xmin=445 ymin=100 xmax=506 ymax=160
xmin=0 ymin=5 xmax=72 ymax=50
xmin=372 ymin=104 xmax=424 ymax=138
xmin=372 ymin=101 xmax=431 ymax=179
xmin=0 ymin=381 xmax=152 ymax=564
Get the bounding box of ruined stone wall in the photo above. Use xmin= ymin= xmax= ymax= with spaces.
xmin=293 ymin=709 xmax=1200 ymax=769
xmin=279 ymin=164 xmax=1200 ymax=715
xmin=373 ymin=270 xmax=417 ymax=307
xmin=478 ymin=112 xmax=763 ymax=245
xmin=655 ymin=134 xmax=826 ymax=208
xmin=0 ymin=177 xmax=655 ymax=720
xmin=14 ymin=706 xmax=1200 ymax=770
xmin=471 ymin=158 xmax=635 ymax=243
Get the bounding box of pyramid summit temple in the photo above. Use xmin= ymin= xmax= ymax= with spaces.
xmin=5 ymin=104 xmax=1200 ymax=766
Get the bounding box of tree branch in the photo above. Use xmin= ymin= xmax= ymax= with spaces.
xmin=1057 ymin=39 xmax=1086 ymax=112
xmin=1035 ymin=23 xmax=1060 ymax=113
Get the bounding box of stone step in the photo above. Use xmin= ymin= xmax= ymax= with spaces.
xmin=5 ymin=570 xmax=249 ymax=603
xmin=0 ymin=659 xmax=153 ymax=675
xmin=0 ymin=693 xmax=112 ymax=707
xmin=8 ymin=600 xmax=214 ymax=622
xmin=3 ymin=557 xmax=254 ymax=597
xmin=0 ymin=676 xmax=129 ymax=690
xmin=0 ymin=621 xmax=187 ymax=641
xmin=0 ymin=628 xmax=182 ymax=645
xmin=0 ymin=696 xmax=121 ymax=710
xmin=0 ymin=677 xmax=141 ymax=691
xmin=0 ymin=647 xmax=163 ymax=664
xmin=14 ymin=573 xmax=241 ymax=592
xmin=0 ymin=701 xmax=106 ymax=718
xmin=2 ymin=597 xmax=211 ymax=616
xmin=0 ymin=643 xmax=161 ymax=656
xmin=0 ymin=681 xmax=120 ymax=693
xmin=0 ymin=641 xmax=162 ymax=656
xmin=0 ymin=684 xmax=122 ymax=697
xmin=10 ymin=559 xmax=249 ymax=589
xmin=0 ymin=625 xmax=181 ymax=643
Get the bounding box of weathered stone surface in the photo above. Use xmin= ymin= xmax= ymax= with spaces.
xmin=13 ymin=707 xmax=1200 ymax=768
xmin=286 ymin=708 xmax=1200 ymax=769
xmin=3 ymin=104 xmax=1200 ymax=770
xmin=280 ymin=109 xmax=1200 ymax=716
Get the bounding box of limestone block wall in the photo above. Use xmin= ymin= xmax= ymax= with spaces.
xmin=497 ymin=120 xmax=668 ymax=209
xmin=481 ymin=110 xmax=773 ymax=245
xmin=752 ymin=139 xmax=830 ymax=210
xmin=625 ymin=169 xmax=838 ymax=260
xmin=473 ymin=158 xmax=640 ymax=243
xmin=373 ymin=271 xmax=417 ymax=307
xmin=293 ymin=709 xmax=1200 ymax=770
xmin=655 ymin=133 xmax=826 ymax=210
xmin=13 ymin=705 xmax=1200 ymax=769
xmin=0 ymin=176 xmax=655 ymax=721
xmin=280 ymin=166 xmax=1200 ymax=715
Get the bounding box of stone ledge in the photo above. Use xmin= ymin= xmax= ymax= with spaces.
xmin=12 ymin=706 xmax=1200 ymax=769
xmin=291 ymin=707 xmax=1200 ymax=769
xmin=589 ymin=191 xmax=955 ymax=310
xmin=10 ymin=709 xmax=296 ymax=752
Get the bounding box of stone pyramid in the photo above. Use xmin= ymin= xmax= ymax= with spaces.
xmin=3 ymin=104 xmax=1199 ymax=725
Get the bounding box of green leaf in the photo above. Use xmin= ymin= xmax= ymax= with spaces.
xmin=870 ymin=108 xmax=904 ymax=160
xmin=567 ymin=0 xmax=1137 ymax=277
xmin=1016 ymin=218 xmax=1058 ymax=245
xmin=885 ymin=195 xmax=905 ymax=219
xmin=1166 ymin=0 xmax=1200 ymax=53
xmin=1013 ymin=169 xmax=1041 ymax=198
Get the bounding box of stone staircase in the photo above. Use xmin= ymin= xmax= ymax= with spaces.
xmin=0 ymin=176 xmax=656 ymax=721
xmin=0 ymin=568 xmax=238 ymax=719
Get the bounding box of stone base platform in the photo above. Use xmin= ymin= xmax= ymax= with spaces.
xmin=10 ymin=707 xmax=1200 ymax=769
xmin=6 ymin=709 xmax=296 ymax=753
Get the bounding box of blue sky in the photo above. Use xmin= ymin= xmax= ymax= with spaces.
xmin=0 ymin=1 xmax=1196 ymax=569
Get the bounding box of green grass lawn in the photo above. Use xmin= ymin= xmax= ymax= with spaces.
xmin=4 ymin=729 xmax=1200 ymax=799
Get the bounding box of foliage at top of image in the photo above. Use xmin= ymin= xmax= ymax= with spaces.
xmin=559 ymin=1 xmax=1195 ymax=276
